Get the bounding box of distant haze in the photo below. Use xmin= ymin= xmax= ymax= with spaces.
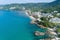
xmin=0 ymin=0 xmax=55 ymax=5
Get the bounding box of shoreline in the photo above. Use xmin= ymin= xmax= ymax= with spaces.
xmin=30 ymin=20 xmax=46 ymax=28
xmin=25 ymin=11 xmax=36 ymax=20
xmin=25 ymin=11 xmax=46 ymax=28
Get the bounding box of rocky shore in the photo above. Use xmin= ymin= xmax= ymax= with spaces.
xmin=35 ymin=31 xmax=45 ymax=36
xmin=25 ymin=10 xmax=60 ymax=40
xmin=30 ymin=20 xmax=46 ymax=28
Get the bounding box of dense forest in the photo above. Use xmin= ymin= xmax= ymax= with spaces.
xmin=43 ymin=0 xmax=60 ymax=13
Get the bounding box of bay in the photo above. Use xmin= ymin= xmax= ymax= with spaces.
xmin=0 ymin=10 xmax=47 ymax=40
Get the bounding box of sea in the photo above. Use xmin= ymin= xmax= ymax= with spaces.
xmin=0 ymin=10 xmax=47 ymax=40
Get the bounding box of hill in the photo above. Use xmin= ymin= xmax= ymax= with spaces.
xmin=0 ymin=3 xmax=47 ymax=11
xmin=43 ymin=0 xmax=60 ymax=12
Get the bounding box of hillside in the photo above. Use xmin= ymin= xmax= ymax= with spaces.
xmin=0 ymin=3 xmax=47 ymax=11
xmin=43 ymin=0 xmax=60 ymax=12
xmin=48 ymin=0 xmax=60 ymax=6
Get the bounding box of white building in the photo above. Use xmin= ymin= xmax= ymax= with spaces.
xmin=57 ymin=13 xmax=60 ymax=16
xmin=53 ymin=11 xmax=58 ymax=13
xmin=0 ymin=7 xmax=3 ymax=9
xmin=41 ymin=13 xmax=54 ymax=18
xmin=49 ymin=17 xmax=60 ymax=23
xmin=9 ymin=7 xmax=16 ymax=10
xmin=31 ymin=12 xmax=41 ymax=18
xmin=25 ymin=10 xmax=32 ymax=16
xmin=54 ymin=37 xmax=60 ymax=40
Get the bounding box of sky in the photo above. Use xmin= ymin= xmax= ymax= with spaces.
xmin=0 ymin=0 xmax=55 ymax=5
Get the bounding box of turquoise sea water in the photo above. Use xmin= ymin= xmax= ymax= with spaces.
xmin=0 ymin=10 xmax=47 ymax=40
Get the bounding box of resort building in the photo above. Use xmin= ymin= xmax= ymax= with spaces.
xmin=49 ymin=17 xmax=60 ymax=23
xmin=41 ymin=13 xmax=54 ymax=18
xmin=57 ymin=13 xmax=60 ymax=16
